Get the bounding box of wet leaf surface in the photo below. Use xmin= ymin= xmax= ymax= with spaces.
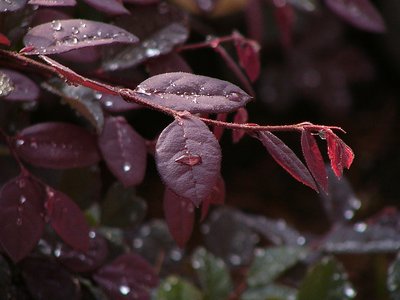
xmin=28 ymin=0 xmax=76 ymax=6
xmin=0 ymin=71 xmax=14 ymax=98
xmin=0 ymin=68 xmax=39 ymax=102
xmin=0 ymin=0 xmax=27 ymax=12
xmin=82 ymin=0 xmax=129 ymax=15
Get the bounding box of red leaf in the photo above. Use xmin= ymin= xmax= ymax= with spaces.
xmin=274 ymin=3 xmax=294 ymax=48
xmin=0 ymin=33 xmax=10 ymax=46
xmin=23 ymin=19 xmax=138 ymax=55
xmin=155 ymin=115 xmax=222 ymax=206
xmin=325 ymin=0 xmax=386 ymax=33
xmin=213 ymin=113 xmax=227 ymax=141
xmin=326 ymin=131 xmax=355 ymax=178
xmin=201 ymin=175 xmax=225 ymax=222
xmin=94 ymin=253 xmax=159 ymax=300
xmin=46 ymin=187 xmax=90 ymax=251
xmin=163 ymin=188 xmax=195 ymax=248
xmin=232 ymin=107 xmax=248 ymax=143
xmin=257 ymin=131 xmax=317 ymax=191
xmin=0 ymin=175 xmax=45 ymax=262
xmin=15 ymin=122 xmax=101 ymax=169
xmin=82 ymin=0 xmax=129 ymax=15
xmin=98 ymin=116 xmax=147 ymax=187
xmin=234 ymin=33 xmax=261 ymax=82
xmin=301 ymin=130 xmax=328 ymax=194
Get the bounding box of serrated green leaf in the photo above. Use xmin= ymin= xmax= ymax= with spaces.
xmin=388 ymin=254 xmax=400 ymax=300
xmin=297 ymin=257 xmax=356 ymax=300
xmin=101 ymin=182 xmax=147 ymax=228
xmin=241 ymin=283 xmax=297 ymax=300
xmin=247 ymin=246 xmax=308 ymax=287
xmin=191 ymin=247 xmax=233 ymax=300
xmin=154 ymin=276 xmax=202 ymax=300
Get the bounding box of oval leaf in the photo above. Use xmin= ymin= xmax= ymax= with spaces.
xmin=234 ymin=34 xmax=261 ymax=82
xmin=326 ymin=131 xmax=354 ymax=178
xmin=23 ymin=19 xmax=138 ymax=55
xmin=163 ymin=188 xmax=195 ymax=248
xmin=0 ymin=0 xmax=27 ymax=12
xmin=14 ymin=122 xmax=101 ymax=169
xmin=301 ymin=130 xmax=328 ymax=193
xmin=130 ymin=72 xmax=252 ymax=114
xmin=257 ymin=131 xmax=317 ymax=191
xmin=83 ymin=0 xmax=129 ymax=15
xmin=99 ymin=116 xmax=147 ymax=187
xmin=201 ymin=175 xmax=225 ymax=221
xmin=0 ymin=175 xmax=45 ymax=262
xmin=28 ymin=0 xmax=76 ymax=6
xmin=0 ymin=68 xmax=40 ymax=102
xmin=46 ymin=187 xmax=90 ymax=251
xmin=155 ymin=115 xmax=222 ymax=206
xmin=325 ymin=0 xmax=385 ymax=33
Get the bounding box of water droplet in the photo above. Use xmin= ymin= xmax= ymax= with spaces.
xmin=135 ymin=86 xmax=151 ymax=96
xmin=353 ymin=222 xmax=367 ymax=233
xmin=296 ymin=236 xmax=306 ymax=245
xmin=71 ymin=26 xmax=79 ymax=35
xmin=133 ymin=238 xmax=143 ymax=249
xmin=192 ymin=259 xmax=202 ymax=269
xmin=16 ymin=218 xmax=22 ymax=226
xmin=228 ymin=254 xmax=242 ymax=266
xmin=105 ymin=101 xmax=113 ymax=107
xmin=123 ymin=162 xmax=131 ymax=172
xmin=30 ymin=141 xmax=38 ymax=149
xmin=119 ymin=285 xmax=130 ymax=295
xmin=145 ymin=48 xmax=161 ymax=57
xmin=344 ymin=209 xmax=354 ymax=220
xmin=54 ymin=246 xmax=61 ymax=257
xmin=140 ymin=225 xmax=151 ymax=237
xmin=19 ymin=196 xmax=26 ymax=204
xmin=175 ymin=154 xmax=202 ymax=166
xmin=89 ymin=231 xmax=96 ymax=238
xmin=15 ymin=139 xmax=25 ymax=147
xmin=51 ymin=20 xmax=63 ymax=31
xmin=344 ymin=285 xmax=356 ymax=298
xmin=228 ymin=92 xmax=241 ymax=102
xmin=169 ymin=248 xmax=183 ymax=261
xmin=163 ymin=282 xmax=172 ymax=291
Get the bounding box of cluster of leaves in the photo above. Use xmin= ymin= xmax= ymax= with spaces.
xmin=0 ymin=0 xmax=395 ymax=299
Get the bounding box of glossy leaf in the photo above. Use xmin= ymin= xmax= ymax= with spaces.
xmin=97 ymin=92 xmax=141 ymax=112
xmin=257 ymin=131 xmax=317 ymax=191
xmin=0 ymin=68 xmax=40 ymax=102
xmin=234 ymin=34 xmax=261 ymax=82
xmin=22 ymin=257 xmax=81 ymax=300
xmin=325 ymin=0 xmax=386 ymax=33
xmin=191 ymin=247 xmax=233 ymax=300
xmin=232 ymin=107 xmax=248 ymax=143
xmin=94 ymin=253 xmax=159 ymax=300
xmin=0 ymin=0 xmax=27 ymax=12
xmin=15 ymin=122 xmax=101 ymax=169
xmin=301 ymin=130 xmax=328 ymax=193
xmin=0 ymin=71 xmax=14 ymax=98
xmin=0 ymin=175 xmax=45 ymax=262
xmin=287 ymin=0 xmax=318 ymax=12
xmin=101 ymin=182 xmax=147 ymax=227
xmin=129 ymin=72 xmax=252 ymax=114
xmin=297 ymin=257 xmax=357 ymax=300
xmin=247 ymin=246 xmax=308 ymax=287
xmin=241 ymin=284 xmax=297 ymax=300
xmin=28 ymin=0 xmax=76 ymax=6
xmin=0 ymin=33 xmax=10 ymax=46
xmin=23 ymin=19 xmax=138 ymax=55
xmin=46 ymin=187 xmax=90 ymax=251
xmin=82 ymin=0 xmax=129 ymax=15
xmin=163 ymin=188 xmax=195 ymax=248
xmin=326 ymin=131 xmax=354 ymax=178
xmin=155 ymin=115 xmax=221 ymax=206
xmin=155 ymin=276 xmax=202 ymax=300
xmin=98 ymin=116 xmax=147 ymax=187
xmin=201 ymin=175 xmax=225 ymax=221
xmin=388 ymin=254 xmax=400 ymax=298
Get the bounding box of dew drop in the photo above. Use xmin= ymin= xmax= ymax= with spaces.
xmin=228 ymin=92 xmax=241 ymax=102
xmin=192 ymin=259 xmax=202 ymax=269
xmin=19 ymin=196 xmax=27 ymax=204
xmin=51 ymin=20 xmax=63 ymax=31
xmin=344 ymin=209 xmax=354 ymax=220
xmin=145 ymin=48 xmax=161 ymax=57
xmin=123 ymin=162 xmax=131 ymax=172
xmin=296 ymin=236 xmax=306 ymax=245
xmin=16 ymin=218 xmax=22 ymax=226
xmin=133 ymin=238 xmax=143 ymax=249
xmin=89 ymin=231 xmax=96 ymax=238
xmin=71 ymin=26 xmax=79 ymax=35
xmin=344 ymin=285 xmax=356 ymax=298
xmin=353 ymin=222 xmax=367 ymax=233
xmin=119 ymin=285 xmax=130 ymax=295
xmin=169 ymin=248 xmax=183 ymax=261
xmin=104 ymin=101 xmax=113 ymax=107
xmin=175 ymin=154 xmax=202 ymax=166
xmin=15 ymin=139 xmax=25 ymax=147
xmin=228 ymin=254 xmax=242 ymax=266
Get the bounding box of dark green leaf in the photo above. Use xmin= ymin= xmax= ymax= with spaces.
xmin=241 ymin=284 xmax=297 ymax=300
xmin=154 ymin=276 xmax=202 ymax=300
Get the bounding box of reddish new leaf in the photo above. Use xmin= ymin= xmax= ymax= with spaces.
xmin=163 ymin=188 xmax=195 ymax=248
xmin=274 ymin=3 xmax=294 ymax=48
xmin=82 ymin=0 xmax=130 ymax=15
xmin=155 ymin=115 xmax=222 ymax=206
xmin=0 ymin=175 xmax=45 ymax=262
xmin=14 ymin=122 xmax=101 ymax=169
xmin=257 ymin=131 xmax=317 ymax=191
xmin=23 ymin=19 xmax=138 ymax=55
xmin=28 ymin=0 xmax=76 ymax=6
xmin=234 ymin=33 xmax=261 ymax=82
xmin=45 ymin=187 xmax=89 ymax=251
xmin=301 ymin=130 xmax=328 ymax=193
xmin=325 ymin=0 xmax=386 ymax=33
xmin=130 ymin=72 xmax=252 ymax=114
xmin=326 ymin=131 xmax=354 ymax=178
xmin=232 ymin=107 xmax=248 ymax=143
xmin=0 ymin=68 xmax=40 ymax=102
xmin=201 ymin=175 xmax=226 ymax=221
xmin=98 ymin=116 xmax=147 ymax=187
xmin=0 ymin=0 xmax=27 ymax=12
xmin=94 ymin=253 xmax=159 ymax=300
xmin=0 ymin=33 xmax=10 ymax=46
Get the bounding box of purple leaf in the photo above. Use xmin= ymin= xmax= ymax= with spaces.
xmin=0 ymin=68 xmax=40 ymax=102
xmin=155 ymin=115 xmax=221 ymax=206
xmin=57 ymin=47 xmax=101 ymax=64
xmin=128 ymin=72 xmax=252 ymax=114
xmin=45 ymin=187 xmax=90 ymax=251
xmin=301 ymin=130 xmax=328 ymax=194
xmin=94 ymin=253 xmax=159 ymax=300
xmin=0 ymin=0 xmax=27 ymax=12
xmin=325 ymin=0 xmax=386 ymax=33
xmin=0 ymin=175 xmax=45 ymax=262
xmin=163 ymin=187 xmax=195 ymax=248
xmin=57 ymin=231 xmax=108 ymax=272
xmin=146 ymin=53 xmax=192 ymax=76
xmin=123 ymin=0 xmax=159 ymax=3
xmin=22 ymin=257 xmax=81 ymax=300
xmin=99 ymin=93 xmax=141 ymax=113
xmin=14 ymin=122 xmax=101 ymax=169
xmin=28 ymin=0 xmax=76 ymax=6
xmin=83 ymin=0 xmax=130 ymax=15
xmin=257 ymin=131 xmax=317 ymax=191
xmin=201 ymin=175 xmax=225 ymax=222
xmin=98 ymin=116 xmax=147 ymax=187
xmin=23 ymin=19 xmax=139 ymax=55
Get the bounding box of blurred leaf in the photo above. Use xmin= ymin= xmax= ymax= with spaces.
xmin=154 ymin=276 xmax=202 ymax=300
xmin=247 ymin=246 xmax=308 ymax=287
xmin=80 ymin=278 xmax=108 ymax=300
xmin=191 ymin=247 xmax=233 ymax=300
xmin=241 ymin=284 xmax=297 ymax=300
xmin=297 ymin=257 xmax=356 ymax=300
xmin=101 ymin=182 xmax=147 ymax=228
xmin=388 ymin=254 xmax=400 ymax=299
xmin=287 ymin=0 xmax=318 ymax=12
